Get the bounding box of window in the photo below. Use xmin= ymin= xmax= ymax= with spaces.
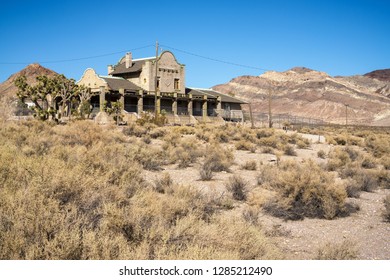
xmin=156 ymin=77 xmax=160 ymax=90
xmin=174 ymin=78 xmax=180 ymax=90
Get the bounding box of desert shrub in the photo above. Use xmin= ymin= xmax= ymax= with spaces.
xmin=381 ymin=156 xmax=390 ymax=170
xmin=344 ymin=179 xmax=361 ymax=198
xmin=296 ymin=139 xmax=310 ymax=149
xmin=261 ymin=146 xmax=275 ymax=154
xmin=122 ymin=123 xmax=148 ymax=137
xmin=235 ymin=140 xmax=256 ymax=153
xmin=316 ymin=240 xmax=358 ymax=260
xmin=333 ymin=135 xmax=347 ymax=145
xmin=263 ymin=160 xmax=348 ymax=220
xmin=361 ymin=155 xmax=376 ymax=169
xmin=376 ymin=170 xmax=390 ymax=189
xmin=354 ymin=171 xmax=378 ymax=192
xmin=383 ymin=195 xmax=390 ymax=222
xmin=242 ymin=206 xmax=260 ymax=226
xmin=343 ymin=146 xmax=360 ymax=161
xmin=213 ymin=130 xmax=230 ymax=143
xmin=283 ymin=144 xmax=297 ymax=156
xmin=195 ymin=130 xmax=211 ymax=142
xmin=317 ymin=149 xmax=326 ymax=159
xmin=327 ymin=147 xmax=351 ymax=171
xmin=203 ymin=144 xmax=234 ymax=172
xmin=257 ymin=164 xmax=277 ymax=186
xmin=255 ymin=129 xmax=274 ymax=139
xmin=149 ymin=127 xmax=167 ymax=139
xmin=241 ymin=160 xmax=257 ymax=171
xmin=365 ymin=133 xmax=390 ymax=157
xmin=347 ymin=135 xmax=363 ymax=146
xmin=141 ymin=135 xmax=151 ymax=144
xmin=0 ymin=121 xmax=285 ymax=260
xmin=199 ymin=162 xmax=214 ymax=181
xmin=154 ymin=172 xmax=173 ymax=193
xmin=136 ymin=112 xmax=167 ymax=126
xmin=258 ymin=135 xmax=279 ymax=148
xmin=226 ymin=175 xmax=248 ymax=201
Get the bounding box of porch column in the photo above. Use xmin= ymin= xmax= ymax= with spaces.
xmin=217 ymin=96 xmax=222 ymax=111
xmin=119 ymin=88 xmax=125 ymax=111
xmin=137 ymin=90 xmax=143 ymax=113
xmin=188 ymin=93 xmax=193 ymax=116
xmin=99 ymin=86 xmax=105 ymax=112
xmin=172 ymin=92 xmax=178 ymax=115
xmin=202 ymin=95 xmax=207 ymax=120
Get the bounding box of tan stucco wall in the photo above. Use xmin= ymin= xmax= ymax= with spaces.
xmin=77 ymin=68 xmax=107 ymax=92
xmin=127 ymin=52 xmax=185 ymax=94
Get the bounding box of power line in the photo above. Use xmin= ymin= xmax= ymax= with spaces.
xmin=0 ymin=42 xmax=273 ymax=72
xmin=0 ymin=44 xmax=154 ymax=65
xmin=159 ymin=44 xmax=271 ymax=72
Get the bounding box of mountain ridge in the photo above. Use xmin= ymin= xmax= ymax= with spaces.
xmin=213 ymin=67 xmax=390 ymax=126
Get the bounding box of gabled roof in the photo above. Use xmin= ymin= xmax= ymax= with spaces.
xmin=110 ymin=60 xmax=147 ymax=75
xmin=99 ymin=76 xmax=141 ymax=92
xmin=187 ymin=87 xmax=247 ymax=104
xmin=185 ymin=87 xmax=216 ymax=99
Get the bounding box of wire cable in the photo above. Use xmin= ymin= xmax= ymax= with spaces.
xmin=0 ymin=44 xmax=155 ymax=65
xmin=159 ymin=44 xmax=271 ymax=71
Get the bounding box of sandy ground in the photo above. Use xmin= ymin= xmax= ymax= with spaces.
xmin=144 ymin=130 xmax=390 ymax=260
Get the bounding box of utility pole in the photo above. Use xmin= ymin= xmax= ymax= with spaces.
xmin=154 ymin=40 xmax=159 ymax=117
xmin=248 ymin=103 xmax=254 ymax=129
xmin=345 ymin=104 xmax=348 ymax=127
xmin=268 ymin=88 xmax=273 ymax=128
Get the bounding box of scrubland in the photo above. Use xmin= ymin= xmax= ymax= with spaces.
xmin=0 ymin=120 xmax=389 ymax=259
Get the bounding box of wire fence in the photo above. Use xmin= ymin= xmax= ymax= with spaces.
xmin=244 ymin=111 xmax=329 ymax=128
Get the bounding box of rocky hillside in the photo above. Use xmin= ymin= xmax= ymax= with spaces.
xmin=213 ymin=67 xmax=390 ymax=126
xmin=364 ymin=69 xmax=390 ymax=82
xmin=0 ymin=63 xmax=58 ymax=99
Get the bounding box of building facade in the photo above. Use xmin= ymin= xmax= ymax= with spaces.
xmin=77 ymin=51 xmax=246 ymax=123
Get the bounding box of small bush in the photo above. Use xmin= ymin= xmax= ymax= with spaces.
xmin=361 ymin=156 xmax=376 ymax=169
xmin=344 ymin=179 xmax=361 ymax=198
xmin=257 ymin=164 xmax=277 ymax=186
xmin=296 ymin=139 xmax=310 ymax=149
xmin=241 ymin=160 xmax=257 ymax=171
xmin=226 ymin=175 xmax=248 ymax=201
xmin=316 ymin=240 xmax=358 ymax=260
xmin=154 ymin=173 xmax=173 ymax=193
xmin=283 ymin=144 xmax=297 ymax=156
xmin=317 ymin=150 xmax=326 ymax=159
xmin=264 ymin=161 xmax=348 ymax=220
xmin=354 ymin=171 xmax=378 ymax=192
xmin=199 ymin=163 xmax=213 ymax=181
xmin=203 ymin=144 xmax=233 ymax=172
xmin=383 ymin=195 xmax=390 ymax=222
xmin=261 ymin=146 xmax=275 ymax=154
xmin=235 ymin=140 xmax=256 ymax=153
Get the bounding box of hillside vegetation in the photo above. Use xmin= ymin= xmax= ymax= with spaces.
xmin=0 ymin=120 xmax=389 ymax=259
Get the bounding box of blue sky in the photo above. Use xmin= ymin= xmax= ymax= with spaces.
xmin=1 ymin=0 xmax=389 ymax=87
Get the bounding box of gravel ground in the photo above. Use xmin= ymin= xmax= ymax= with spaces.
xmin=145 ymin=131 xmax=390 ymax=259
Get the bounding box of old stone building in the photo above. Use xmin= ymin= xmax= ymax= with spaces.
xmin=77 ymin=51 xmax=246 ymax=123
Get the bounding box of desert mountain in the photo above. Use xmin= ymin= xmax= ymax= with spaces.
xmin=364 ymin=69 xmax=390 ymax=82
xmin=0 ymin=63 xmax=58 ymax=99
xmin=213 ymin=67 xmax=390 ymax=126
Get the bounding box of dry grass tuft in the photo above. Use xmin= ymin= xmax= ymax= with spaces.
xmin=316 ymin=240 xmax=358 ymax=260
xmin=226 ymin=175 xmax=248 ymax=201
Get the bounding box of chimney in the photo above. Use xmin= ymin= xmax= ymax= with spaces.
xmin=125 ymin=52 xmax=132 ymax=68
xmin=107 ymin=65 xmax=114 ymax=75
